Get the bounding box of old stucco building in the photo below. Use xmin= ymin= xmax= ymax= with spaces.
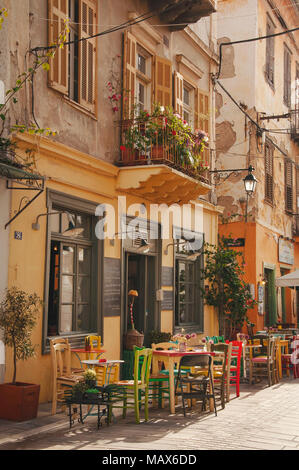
xmin=215 ymin=0 xmax=299 ymax=332
xmin=0 ymin=0 xmax=221 ymax=403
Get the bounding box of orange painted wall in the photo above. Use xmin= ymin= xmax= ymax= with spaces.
xmin=218 ymin=221 xmax=258 ymax=332
xmin=219 ymin=221 xmax=297 ymax=332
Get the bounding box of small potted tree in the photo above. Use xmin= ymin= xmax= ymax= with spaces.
xmin=0 ymin=287 xmax=41 ymax=421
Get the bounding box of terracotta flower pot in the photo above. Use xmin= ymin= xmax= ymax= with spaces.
xmin=0 ymin=382 xmax=40 ymax=421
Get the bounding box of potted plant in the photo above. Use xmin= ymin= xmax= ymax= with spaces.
xmin=0 ymin=287 xmax=41 ymax=421
xmin=123 ymin=290 xmax=144 ymax=350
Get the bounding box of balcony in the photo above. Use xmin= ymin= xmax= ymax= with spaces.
xmin=150 ymin=0 xmax=217 ymax=30
xmin=290 ymin=109 xmax=299 ymax=144
xmin=116 ymin=110 xmax=211 ymax=205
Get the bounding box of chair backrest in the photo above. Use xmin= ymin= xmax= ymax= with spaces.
xmin=211 ymin=342 xmax=232 ymax=375
xmin=252 ymin=335 xmax=268 ymax=355
xmin=226 ymin=340 xmax=242 ymax=368
xmin=267 ymin=336 xmax=276 ymax=362
xmin=87 ymin=335 xmax=102 ymax=349
xmin=151 ymin=342 xmax=176 ymax=351
xmin=134 ymin=348 xmax=152 ymax=387
xmin=50 ymin=337 xmax=72 ymax=378
xmin=179 ymin=353 xmax=211 ymax=369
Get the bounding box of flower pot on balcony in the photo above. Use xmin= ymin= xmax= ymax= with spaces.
xmin=0 ymin=382 xmax=40 ymax=421
xmin=151 ymin=145 xmax=167 ymax=160
xmin=121 ymin=147 xmax=135 ymax=162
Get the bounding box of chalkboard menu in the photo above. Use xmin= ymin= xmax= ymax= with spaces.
xmin=103 ymin=257 xmax=121 ymax=316
xmin=162 ymin=266 xmax=174 ymax=287
xmin=161 ymin=290 xmax=174 ymax=311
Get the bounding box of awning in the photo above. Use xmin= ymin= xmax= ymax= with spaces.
xmin=0 ymin=161 xmax=44 ymax=182
xmin=0 ymin=161 xmax=45 ymax=229
xmin=275 ymin=270 xmax=299 ymax=287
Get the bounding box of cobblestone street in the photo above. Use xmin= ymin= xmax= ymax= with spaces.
xmin=1 ymin=378 xmax=299 ymax=451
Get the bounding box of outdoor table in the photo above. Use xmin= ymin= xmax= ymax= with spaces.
xmin=71 ymin=348 xmax=106 ymax=368
xmin=152 ymin=349 xmax=220 ymax=414
xmin=64 ymin=386 xmax=111 ymax=430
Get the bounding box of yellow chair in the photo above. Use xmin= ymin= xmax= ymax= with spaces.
xmin=86 ymin=335 xmax=102 ymax=357
xmin=50 ymin=338 xmax=84 ymax=415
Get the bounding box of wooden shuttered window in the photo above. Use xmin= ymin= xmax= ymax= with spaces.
xmin=154 ymin=56 xmax=172 ymax=108
xmin=78 ymin=0 xmax=97 ymax=112
xmin=122 ymin=34 xmax=172 ymax=115
xmin=265 ymin=142 xmax=274 ymax=203
xmin=48 ymin=0 xmax=69 ymax=95
xmin=174 ymin=71 xmax=184 ymax=116
xmin=123 ymin=31 xmax=137 ymax=119
xmin=48 ymin=0 xmax=97 ymax=113
xmin=283 ymin=46 xmax=291 ymax=108
xmin=265 ymin=19 xmax=275 ymax=86
xmin=195 ymin=88 xmax=210 ymax=165
xmin=285 ymin=159 xmax=293 ymax=213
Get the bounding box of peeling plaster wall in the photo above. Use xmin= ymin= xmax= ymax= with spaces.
xmin=216 ymin=0 xmax=299 ymax=240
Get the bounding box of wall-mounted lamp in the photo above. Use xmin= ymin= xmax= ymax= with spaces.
xmin=164 ymin=240 xmax=203 ymax=260
xmin=259 ymin=274 xmax=266 ymax=286
xmin=32 ymin=211 xmax=84 ymax=237
xmin=164 ymin=240 xmax=186 ymax=255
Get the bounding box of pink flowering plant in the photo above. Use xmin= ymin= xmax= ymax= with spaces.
xmin=121 ymin=103 xmax=209 ymax=173
xmin=172 ymin=331 xmax=197 ymax=343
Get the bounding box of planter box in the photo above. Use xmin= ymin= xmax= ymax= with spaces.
xmin=0 ymin=382 xmax=40 ymax=421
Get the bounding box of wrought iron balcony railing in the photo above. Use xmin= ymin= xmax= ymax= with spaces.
xmin=117 ymin=116 xmax=210 ymax=184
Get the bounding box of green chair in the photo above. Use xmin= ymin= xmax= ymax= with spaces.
xmin=106 ymin=348 xmax=152 ymax=424
xmin=133 ymin=346 xmax=170 ymax=408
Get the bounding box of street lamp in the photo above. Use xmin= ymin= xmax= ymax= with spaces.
xmin=210 ymin=165 xmax=257 ymax=223
xmin=243 ymin=165 xmax=257 ymax=195
xmin=243 ymin=165 xmax=257 ymax=222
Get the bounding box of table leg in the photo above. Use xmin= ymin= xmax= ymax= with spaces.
xmin=168 ymin=357 xmax=175 ymax=414
xmin=278 ymin=345 xmax=282 ymax=379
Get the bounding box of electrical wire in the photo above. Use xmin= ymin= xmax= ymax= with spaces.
xmin=216 ymin=26 xmax=299 ymax=80
xmin=30 ymin=9 xmax=158 ymax=53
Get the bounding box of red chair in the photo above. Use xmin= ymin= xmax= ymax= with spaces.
xmin=281 ymin=335 xmax=299 ymax=379
xmin=226 ymin=340 xmax=243 ymax=399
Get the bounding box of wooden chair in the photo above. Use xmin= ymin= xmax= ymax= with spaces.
xmin=210 ymin=342 xmax=232 ymax=407
xmin=86 ymin=335 xmax=102 ymax=356
xmin=134 ymin=345 xmax=170 ymax=409
xmin=50 ymin=338 xmax=84 ymax=415
xmin=249 ymin=336 xmax=277 ymax=386
xmin=226 ymin=341 xmax=243 ymax=399
xmin=107 ymin=348 xmax=152 ymax=424
xmin=175 ymin=354 xmax=217 ymax=417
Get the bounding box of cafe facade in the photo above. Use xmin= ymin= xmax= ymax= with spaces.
xmin=1 ymin=0 xmax=220 ymax=402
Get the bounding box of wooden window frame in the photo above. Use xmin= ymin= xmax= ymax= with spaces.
xmin=48 ymin=0 xmax=97 ymax=115
xmin=42 ymin=189 xmax=103 ymax=354
xmin=173 ymin=229 xmax=204 ymax=333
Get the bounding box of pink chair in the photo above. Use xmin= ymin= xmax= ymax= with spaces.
xmin=226 ymin=340 xmax=243 ymax=399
